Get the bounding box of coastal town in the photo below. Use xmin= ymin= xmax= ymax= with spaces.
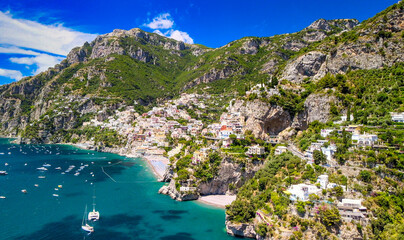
xmin=77 ymin=90 xmax=403 ymax=224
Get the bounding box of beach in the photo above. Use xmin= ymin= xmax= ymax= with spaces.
xmin=143 ymin=155 xmax=170 ymax=180
xmin=198 ymin=195 xmax=237 ymax=208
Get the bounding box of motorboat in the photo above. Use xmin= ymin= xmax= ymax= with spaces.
xmin=0 ymin=171 xmax=8 ymax=175
xmin=37 ymin=167 xmax=48 ymax=171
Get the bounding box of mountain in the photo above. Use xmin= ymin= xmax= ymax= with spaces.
xmin=3 ymin=0 xmax=402 ymax=144
xmin=0 ymin=1 xmax=403 ymax=240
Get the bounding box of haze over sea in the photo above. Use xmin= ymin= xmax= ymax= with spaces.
xmin=0 ymin=138 xmax=232 ymax=240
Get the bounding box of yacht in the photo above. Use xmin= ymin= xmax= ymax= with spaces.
xmin=88 ymin=195 xmax=100 ymax=221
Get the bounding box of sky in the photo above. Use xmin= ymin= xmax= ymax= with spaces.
xmin=0 ymin=0 xmax=398 ymax=85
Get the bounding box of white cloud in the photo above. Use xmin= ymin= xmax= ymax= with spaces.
xmin=0 ymin=11 xmax=97 ymax=56
xmin=0 ymin=46 xmax=40 ymax=55
xmin=153 ymin=30 xmax=164 ymax=36
xmin=10 ymin=54 xmax=64 ymax=75
xmin=143 ymin=13 xmax=174 ymax=29
xmin=0 ymin=68 xmax=23 ymax=81
xmin=147 ymin=15 xmax=194 ymax=44
xmin=167 ymin=30 xmax=194 ymax=44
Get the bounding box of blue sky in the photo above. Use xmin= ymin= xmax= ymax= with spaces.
xmin=0 ymin=0 xmax=398 ymax=85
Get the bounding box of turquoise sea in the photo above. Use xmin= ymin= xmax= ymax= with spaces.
xmin=0 ymin=138 xmax=233 ymax=240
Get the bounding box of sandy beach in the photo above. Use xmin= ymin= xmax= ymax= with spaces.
xmin=198 ymin=195 xmax=237 ymax=208
xmin=143 ymin=155 xmax=169 ymax=179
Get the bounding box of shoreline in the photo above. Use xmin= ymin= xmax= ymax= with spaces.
xmin=7 ymin=138 xmax=236 ymax=211
xmin=65 ymin=142 xmax=168 ymax=180
xmin=197 ymin=195 xmax=237 ymax=209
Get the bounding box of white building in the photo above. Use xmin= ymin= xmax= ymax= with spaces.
xmin=337 ymin=199 xmax=367 ymax=221
xmin=275 ymin=146 xmax=288 ymax=155
xmin=321 ymin=144 xmax=337 ymax=161
xmin=352 ymin=132 xmax=378 ymax=146
xmin=219 ymin=125 xmax=234 ymax=139
xmin=321 ymin=129 xmax=335 ymax=138
xmin=247 ymin=145 xmax=265 ymax=155
xmin=391 ymin=112 xmax=404 ymax=123
xmin=317 ymin=175 xmax=329 ymax=189
xmin=341 ymin=115 xmax=354 ymax=122
xmin=287 ymin=184 xmax=321 ymax=201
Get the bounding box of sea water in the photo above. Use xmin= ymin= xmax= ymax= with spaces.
xmin=0 ymin=139 xmax=233 ymax=240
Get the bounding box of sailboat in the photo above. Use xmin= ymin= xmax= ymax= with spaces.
xmin=81 ymin=205 xmax=94 ymax=233
xmin=88 ymin=190 xmax=100 ymax=221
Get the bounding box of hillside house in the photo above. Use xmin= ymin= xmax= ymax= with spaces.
xmin=337 ymin=199 xmax=368 ymax=222
xmin=219 ymin=125 xmax=234 ymax=139
xmin=247 ymin=145 xmax=265 ymax=155
xmin=275 ymin=146 xmax=288 ymax=155
xmin=391 ymin=112 xmax=404 ymax=123
xmin=352 ymin=132 xmax=378 ymax=146
xmin=287 ymin=184 xmax=321 ymax=201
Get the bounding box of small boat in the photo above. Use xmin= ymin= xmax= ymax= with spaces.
xmin=5 ymin=163 xmax=8 ymax=166
xmin=74 ymin=172 xmax=80 ymax=176
xmin=54 ymin=188 xmax=59 ymax=191
xmin=24 ymin=163 xmax=28 ymax=166
xmin=0 ymin=171 xmax=8 ymax=175
xmin=61 ymin=172 xmax=65 ymax=175
xmin=55 ymin=167 xmax=62 ymax=170
xmin=58 ymin=185 xmax=63 ymax=188
xmin=38 ymin=176 xmax=46 ymax=179
xmin=43 ymin=164 xmax=51 ymax=167
xmin=21 ymin=189 xmax=27 ymax=194
xmin=53 ymin=194 xmax=59 ymax=197
xmin=0 ymin=196 xmax=5 ymax=199
xmin=37 ymin=167 xmax=48 ymax=171
xmin=81 ymin=205 xmax=94 ymax=233
xmin=34 ymin=184 xmax=39 ymax=187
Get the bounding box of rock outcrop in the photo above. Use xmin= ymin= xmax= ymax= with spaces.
xmin=226 ymin=220 xmax=256 ymax=238
xmin=303 ymin=93 xmax=336 ymax=123
xmin=281 ymin=51 xmax=327 ymax=83
xmin=158 ymin=180 xmax=199 ymax=201
xmin=198 ymin=157 xmax=264 ymax=195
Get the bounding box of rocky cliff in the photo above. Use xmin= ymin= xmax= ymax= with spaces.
xmin=227 ymin=93 xmax=335 ymax=140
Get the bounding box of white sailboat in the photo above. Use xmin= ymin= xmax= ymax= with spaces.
xmin=88 ymin=190 xmax=100 ymax=221
xmin=81 ymin=205 xmax=94 ymax=233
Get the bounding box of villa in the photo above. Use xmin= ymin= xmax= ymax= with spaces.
xmin=247 ymin=145 xmax=265 ymax=155
xmin=287 ymin=183 xmax=321 ymax=201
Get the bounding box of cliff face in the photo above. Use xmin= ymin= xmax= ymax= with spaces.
xmin=159 ymin=157 xmax=264 ymax=200
xmin=198 ymin=157 xmax=264 ymax=195
xmin=227 ymin=93 xmax=335 ymax=140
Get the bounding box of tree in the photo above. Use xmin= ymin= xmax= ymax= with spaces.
xmin=313 ymin=150 xmax=327 ymax=165
xmin=333 ymin=186 xmax=344 ymax=198
xmin=359 ymin=170 xmax=372 ymax=183
xmin=272 ymin=76 xmax=278 ymax=87
xmin=319 ymin=206 xmax=341 ymax=227
xmin=296 ymin=201 xmax=306 ymax=215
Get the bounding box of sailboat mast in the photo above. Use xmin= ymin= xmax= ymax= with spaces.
xmin=92 ymin=187 xmax=96 ymax=211
xmin=82 ymin=205 xmax=87 ymax=226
